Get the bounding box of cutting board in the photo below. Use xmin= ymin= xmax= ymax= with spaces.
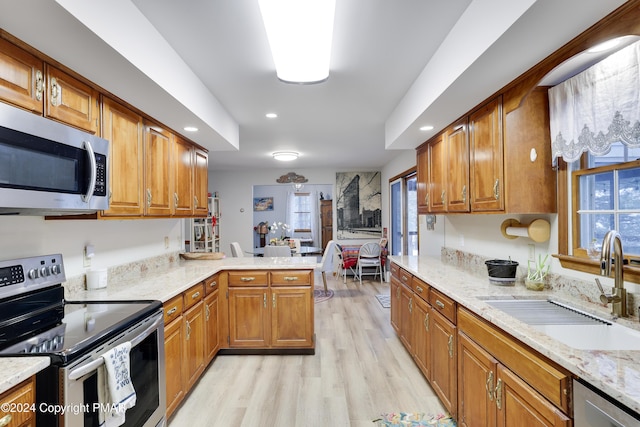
xmin=179 ymin=252 xmax=226 ymax=260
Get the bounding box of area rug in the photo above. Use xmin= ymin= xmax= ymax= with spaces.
xmin=314 ymin=287 xmax=334 ymax=303
xmin=376 ymin=294 xmax=391 ymax=308
xmin=373 ymin=412 xmax=456 ymax=426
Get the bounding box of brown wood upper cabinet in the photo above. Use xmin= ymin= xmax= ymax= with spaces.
xmin=0 ymin=37 xmax=44 ymax=114
xmin=193 ymin=148 xmax=209 ymax=217
xmin=172 ymin=136 xmax=195 ymax=217
xmin=144 ymin=122 xmax=173 ymax=216
xmin=417 ymin=92 xmax=556 ymax=214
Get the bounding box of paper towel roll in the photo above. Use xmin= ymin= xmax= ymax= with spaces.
xmin=87 ymin=268 xmax=108 ymax=290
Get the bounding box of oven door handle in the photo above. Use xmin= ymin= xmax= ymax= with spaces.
xmin=68 ymin=314 xmax=162 ymax=381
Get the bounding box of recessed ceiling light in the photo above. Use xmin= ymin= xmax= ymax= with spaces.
xmin=183 ymin=126 xmax=198 ymax=132
xmin=266 ymin=113 xmax=278 ymax=119
xmin=272 ymin=151 xmax=299 ymax=161
xmin=420 ymin=125 xmax=434 ymax=131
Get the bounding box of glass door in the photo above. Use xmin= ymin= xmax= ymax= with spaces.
xmin=390 ymin=172 xmax=418 ymax=256
xmin=390 ymin=179 xmax=403 ymax=256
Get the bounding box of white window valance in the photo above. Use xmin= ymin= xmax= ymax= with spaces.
xmin=549 ymin=40 xmax=640 ymax=165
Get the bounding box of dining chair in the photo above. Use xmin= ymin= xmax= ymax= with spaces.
xmin=356 ymin=242 xmax=383 ymax=284
xmin=263 ymin=245 xmax=292 ymax=257
xmin=230 ymin=242 xmax=244 ymax=258
xmin=318 ymin=240 xmax=335 ymax=294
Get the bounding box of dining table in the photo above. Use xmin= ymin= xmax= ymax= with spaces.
xmin=247 ymin=246 xmax=323 ymax=256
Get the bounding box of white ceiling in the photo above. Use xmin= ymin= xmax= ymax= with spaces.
xmin=0 ymin=0 xmax=628 ymax=171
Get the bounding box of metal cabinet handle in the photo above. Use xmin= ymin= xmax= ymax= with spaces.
xmin=209 ymin=280 xmax=217 ymax=287
xmin=166 ymin=307 xmax=178 ymax=316
xmin=50 ymin=76 xmax=61 ymax=106
xmin=408 ymin=297 xmax=413 ymax=314
xmin=415 ymin=285 xmax=423 ymax=293
xmin=495 ymin=378 xmax=503 ymax=410
xmin=283 ymin=276 xmax=298 ymax=281
xmin=493 ymin=179 xmax=500 ymax=200
xmin=174 ymin=192 xmax=179 ymax=208
xmin=448 ymin=335 xmax=454 ymax=359
xmin=263 ymin=293 xmax=267 ymax=308
xmin=146 ymin=188 xmax=152 ymax=207
xmin=186 ymin=320 xmax=191 ymax=341
xmin=462 ymin=185 xmax=467 ymax=204
xmin=272 ymin=294 xmax=276 ymax=308
xmin=425 ymin=193 xmax=429 ymax=206
xmin=435 ymin=300 xmax=445 ymax=309
xmin=441 ymin=190 xmax=446 ymax=205
xmin=35 ymin=70 xmax=44 ymax=101
xmin=194 ymin=196 xmax=199 ymax=207
xmin=205 ymin=304 xmax=210 ymax=321
xmin=486 ymin=371 xmax=495 ymax=401
xmin=396 ymin=287 xmax=400 ymax=298
xmin=191 ymin=291 xmax=200 ymax=299
xmin=0 ymin=414 xmax=12 ymax=427
xmin=240 ymin=277 xmax=255 ymax=282
xmin=424 ymin=312 xmax=429 ymax=332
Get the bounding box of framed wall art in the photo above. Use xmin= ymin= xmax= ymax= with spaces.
xmin=335 ymin=171 xmax=382 ymax=239
xmin=253 ymin=197 xmax=274 ymax=211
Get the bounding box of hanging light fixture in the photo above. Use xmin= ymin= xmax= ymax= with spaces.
xmin=272 ymin=151 xmax=299 ymax=161
xmin=258 ymin=0 xmax=336 ymax=84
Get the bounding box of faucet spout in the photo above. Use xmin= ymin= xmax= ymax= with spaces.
xmin=599 ymin=230 xmax=627 ymax=317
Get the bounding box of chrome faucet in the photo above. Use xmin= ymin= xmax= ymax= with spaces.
xmin=595 ymin=230 xmax=627 ymax=317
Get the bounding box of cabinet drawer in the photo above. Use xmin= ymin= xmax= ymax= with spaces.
xmin=270 ymin=270 xmax=311 ymax=286
xmin=429 ymin=289 xmax=456 ymax=324
xmin=184 ymin=283 xmax=204 ymax=310
xmin=163 ymin=294 xmax=183 ymax=324
xmin=0 ymin=377 xmax=35 ymax=427
xmin=204 ymin=273 xmax=219 ymax=295
xmin=458 ymin=307 xmax=571 ymax=414
xmin=398 ymin=268 xmax=412 ymax=287
xmin=390 ymin=262 xmax=400 ymax=278
xmin=412 ymin=277 xmax=430 ymax=302
xmin=228 ymin=271 xmax=269 ymax=287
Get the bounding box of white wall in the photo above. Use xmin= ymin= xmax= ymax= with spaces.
xmin=0 ymin=216 xmax=183 ymax=278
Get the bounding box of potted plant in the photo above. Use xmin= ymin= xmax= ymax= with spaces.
xmin=526 ymin=254 xmax=549 ymax=291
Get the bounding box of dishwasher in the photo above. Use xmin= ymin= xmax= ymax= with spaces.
xmin=573 ymin=379 xmax=640 ymax=426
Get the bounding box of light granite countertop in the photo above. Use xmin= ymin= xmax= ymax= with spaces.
xmin=389 ymin=255 xmax=640 ymax=416
xmin=1 ymin=256 xmax=319 ymax=395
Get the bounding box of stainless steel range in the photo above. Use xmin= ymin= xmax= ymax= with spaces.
xmin=0 ymin=254 xmax=166 ymax=427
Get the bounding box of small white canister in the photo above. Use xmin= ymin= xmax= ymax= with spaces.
xmin=86 ymin=268 xmax=108 ymax=290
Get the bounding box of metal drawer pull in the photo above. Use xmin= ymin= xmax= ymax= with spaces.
xmin=448 ymin=335 xmax=453 ymax=358
xmin=0 ymin=414 xmax=12 ymax=427
xmin=240 ymin=277 xmax=255 ymax=282
xmin=415 ymin=285 xmax=424 ymax=293
xmin=191 ymin=291 xmax=200 ymax=299
xmin=486 ymin=371 xmax=495 ymax=401
xmin=166 ymin=307 xmax=178 ymax=316
xmin=402 ymin=275 xmax=409 ymax=281
xmin=435 ymin=300 xmax=445 ymax=309
xmin=283 ymin=276 xmax=298 ymax=281
xmin=210 ymin=281 xmax=217 ymax=287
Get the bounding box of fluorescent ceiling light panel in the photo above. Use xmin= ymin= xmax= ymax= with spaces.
xmin=259 ymin=0 xmax=336 ymax=83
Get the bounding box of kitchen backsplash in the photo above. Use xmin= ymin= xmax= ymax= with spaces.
xmin=64 ymin=252 xmax=181 ymax=299
xmin=441 ymin=247 xmax=638 ymax=317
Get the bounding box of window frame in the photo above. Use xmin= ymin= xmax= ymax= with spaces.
xmin=291 ymin=192 xmax=312 ymax=233
xmin=557 ymin=157 xmax=640 ymax=284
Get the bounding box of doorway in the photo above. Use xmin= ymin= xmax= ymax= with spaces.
xmin=390 ymin=171 xmax=418 ymax=256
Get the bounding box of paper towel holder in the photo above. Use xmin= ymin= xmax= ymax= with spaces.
xmin=500 ymin=218 xmax=550 ymax=243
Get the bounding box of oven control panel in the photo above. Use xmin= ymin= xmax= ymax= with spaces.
xmin=0 ymin=254 xmax=65 ymax=300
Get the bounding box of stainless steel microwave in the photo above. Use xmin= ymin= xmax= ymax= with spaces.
xmin=0 ymin=102 xmax=109 ymax=215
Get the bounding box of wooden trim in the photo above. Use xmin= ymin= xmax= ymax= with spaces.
xmin=554 ymin=254 xmax=640 ymax=285
xmin=389 ymin=166 xmax=416 ymax=183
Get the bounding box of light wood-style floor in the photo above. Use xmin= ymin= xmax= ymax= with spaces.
xmin=168 ymin=273 xmax=445 ymax=427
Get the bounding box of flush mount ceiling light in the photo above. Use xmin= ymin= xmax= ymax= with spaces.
xmin=265 ymin=112 xmax=278 ymax=119
xmin=183 ymin=126 xmax=198 ymax=132
xmin=420 ymin=125 xmax=434 ymax=131
xmin=272 ymin=151 xmax=299 ymax=161
xmin=258 ymin=0 xmax=336 ymax=84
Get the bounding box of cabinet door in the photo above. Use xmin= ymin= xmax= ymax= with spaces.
xmin=45 ymin=65 xmax=99 ymax=134
xmin=101 ymin=97 xmax=144 ymax=217
xmin=271 ymin=287 xmax=313 ymax=347
xmin=164 ymin=317 xmax=185 ymax=418
xmin=428 ymin=133 xmax=447 ymax=213
xmin=390 ymin=276 xmax=401 ymax=333
xmin=228 ymin=287 xmax=270 ymax=347
xmin=412 ymin=295 xmax=430 ymax=380
xmin=496 ymin=365 xmax=571 ymax=427
xmin=416 ymin=146 xmax=429 ymax=213
xmin=184 ymin=302 xmax=205 ymax=391
xmin=470 ymin=97 xmax=504 ymax=212
xmin=0 ymin=376 xmax=35 ymax=427
xmin=193 ymin=148 xmax=209 ymax=217
xmin=399 ymin=283 xmax=413 ymax=351
xmin=204 ymin=289 xmax=220 ymax=363
xmin=458 ymin=332 xmax=497 ymax=427
xmin=447 ymin=119 xmax=470 ymax=212
xmin=320 ymin=200 xmax=333 ymax=250
xmin=430 ymin=308 xmax=457 ymax=418
xmin=144 ymin=123 xmax=172 ymax=216
xmin=0 ymin=38 xmax=44 ymax=114
xmin=172 ymin=136 xmax=194 ymax=216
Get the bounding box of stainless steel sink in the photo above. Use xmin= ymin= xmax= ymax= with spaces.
xmin=485 ymin=299 xmax=640 ymax=350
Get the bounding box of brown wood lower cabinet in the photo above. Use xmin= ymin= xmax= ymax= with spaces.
xmin=0 ymin=376 xmax=35 ymax=427
xmin=430 ymin=307 xmax=457 ymax=418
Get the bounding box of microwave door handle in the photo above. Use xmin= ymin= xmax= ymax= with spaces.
xmin=82 ymin=140 xmax=97 ymax=203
